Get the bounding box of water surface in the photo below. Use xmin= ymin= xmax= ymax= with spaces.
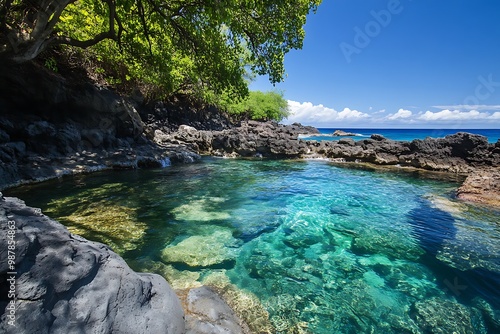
xmin=302 ymin=128 xmax=500 ymax=143
xmin=7 ymin=158 xmax=500 ymax=333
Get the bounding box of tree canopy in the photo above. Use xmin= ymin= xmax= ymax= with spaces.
xmin=0 ymin=0 xmax=322 ymax=98
xmin=224 ymin=90 xmax=289 ymax=122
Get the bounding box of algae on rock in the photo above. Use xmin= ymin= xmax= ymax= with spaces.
xmin=202 ymin=271 xmax=276 ymax=334
xmin=42 ymin=183 xmax=148 ymax=254
xmin=411 ymin=297 xmax=476 ymax=334
xmin=171 ymin=196 xmax=231 ymax=222
xmin=161 ymin=228 xmax=239 ymax=267
xmin=138 ymin=259 xmax=203 ymax=290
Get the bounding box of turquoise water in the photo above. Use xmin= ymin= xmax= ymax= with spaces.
xmin=303 ymin=128 xmax=500 ymax=143
xmin=6 ymin=158 xmax=500 ymax=333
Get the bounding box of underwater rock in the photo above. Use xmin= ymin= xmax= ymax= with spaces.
xmin=421 ymin=197 xmax=500 ymax=274
xmin=161 ymin=229 xmax=238 ymax=267
xmin=329 ymin=207 xmax=351 ymax=216
xmin=182 ymin=286 xmax=251 ymax=334
xmin=45 ymin=189 xmax=147 ymax=255
xmin=351 ymin=229 xmax=424 ymax=261
xmin=282 ymin=220 xmax=324 ymax=249
xmin=138 ymin=260 xmax=202 ymax=290
xmin=0 ymin=197 xmax=185 ymax=334
xmin=425 ymin=194 xmax=466 ymax=216
xmin=202 ymin=271 xmax=275 ymax=334
xmin=410 ymin=297 xmax=476 ymax=334
xmin=471 ymin=297 xmax=500 ymax=331
xmin=435 ymin=219 xmax=500 ymax=273
xmin=172 ymin=197 xmax=231 ymax=222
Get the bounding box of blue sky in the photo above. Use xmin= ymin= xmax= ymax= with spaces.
xmin=250 ymin=0 xmax=500 ymax=128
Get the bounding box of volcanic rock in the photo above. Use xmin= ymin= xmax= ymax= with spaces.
xmin=457 ymin=168 xmax=500 ymax=206
xmin=0 ymin=197 xmax=185 ymax=334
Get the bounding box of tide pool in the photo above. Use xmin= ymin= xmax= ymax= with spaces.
xmin=7 ymin=158 xmax=500 ymax=333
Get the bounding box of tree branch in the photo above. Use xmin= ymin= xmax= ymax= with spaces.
xmin=53 ymin=31 xmax=114 ymax=48
xmin=53 ymin=0 xmax=120 ymax=49
xmin=136 ymin=0 xmax=152 ymax=54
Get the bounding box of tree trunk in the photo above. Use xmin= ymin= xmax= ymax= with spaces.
xmin=0 ymin=0 xmax=118 ymax=63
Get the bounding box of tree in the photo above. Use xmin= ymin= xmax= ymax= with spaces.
xmin=225 ymin=90 xmax=290 ymax=122
xmin=0 ymin=0 xmax=322 ymax=97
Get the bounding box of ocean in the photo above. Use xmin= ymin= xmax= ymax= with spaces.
xmin=7 ymin=157 xmax=500 ymax=333
xmin=302 ymin=128 xmax=500 ymax=143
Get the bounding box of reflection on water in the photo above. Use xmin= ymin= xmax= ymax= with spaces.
xmin=6 ymin=158 xmax=500 ymax=333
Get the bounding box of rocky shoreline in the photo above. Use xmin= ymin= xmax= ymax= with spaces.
xmin=149 ymin=120 xmax=500 ymax=205
xmin=0 ymin=195 xmax=256 ymax=333
xmin=1 ymin=61 xmax=500 ymax=333
xmin=2 ymin=61 xmax=499 ymax=200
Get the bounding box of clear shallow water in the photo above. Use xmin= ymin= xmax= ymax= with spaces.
xmin=302 ymin=128 xmax=500 ymax=143
xmin=6 ymin=158 xmax=500 ymax=333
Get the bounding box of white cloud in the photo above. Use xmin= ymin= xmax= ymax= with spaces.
xmin=283 ymin=101 xmax=500 ymax=127
xmin=433 ymin=105 xmax=500 ymax=111
xmin=418 ymin=109 xmax=490 ymax=121
xmin=285 ymin=100 xmax=369 ymax=125
xmin=387 ymin=109 xmax=412 ymax=120
xmin=490 ymin=112 xmax=500 ymax=119
xmin=338 ymin=107 xmax=368 ymax=120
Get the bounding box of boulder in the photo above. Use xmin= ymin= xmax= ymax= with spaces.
xmin=170 ymin=121 xmax=318 ymax=158
xmin=338 ymin=138 xmax=356 ymax=146
xmin=405 ymin=133 xmax=494 ymax=171
xmin=370 ymin=134 xmax=386 ymax=141
xmin=161 ymin=229 xmax=237 ymax=268
xmin=457 ymin=168 xmax=500 ymax=207
xmin=56 ymin=123 xmax=82 ymax=154
xmin=2 ymin=142 xmax=26 ymax=159
xmin=81 ymin=128 xmax=105 ymax=148
xmin=113 ymin=100 xmax=145 ymax=139
xmin=410 ymin=298 xmax=476 ymax=334
xmin=290 ymin=122 xmax=320 ymax=135
xmin=332 ymin=130 xmax=357 ymax=136
xmin=446 ymin=132 xmax=489 ymax=161
xmin=0 ymin=197 xmax=185 ymax=334
xmin=351 ymin=229 xmax=425 ymax=261
xmin=178 ymin=125 xmax=198 ymax=133
xmin=26 ymin=121 xmax=57 ymax=137
xmin=183 ymin=286 xmax=251 ymax=334
xmin=154 ymin=129 xmax=170 ymax=144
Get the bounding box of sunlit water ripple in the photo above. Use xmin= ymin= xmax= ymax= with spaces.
xmin=7 ymin=158 xmax=500 ymax=333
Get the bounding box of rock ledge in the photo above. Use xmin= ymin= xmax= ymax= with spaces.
xmin=0 ymin=196 xmax=185 ymax=334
